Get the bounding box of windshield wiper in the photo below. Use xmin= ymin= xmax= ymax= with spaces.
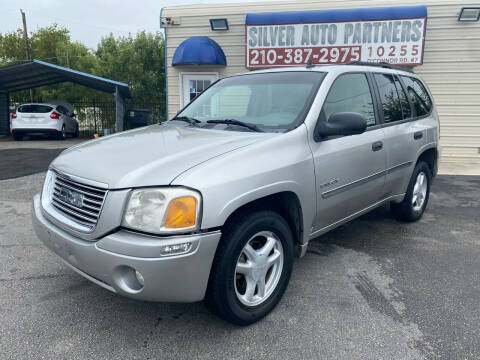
xmin=171 ymin=116 xmax=201 ymax=126
xmin=207 ymin=119 xmax=263 ymax=132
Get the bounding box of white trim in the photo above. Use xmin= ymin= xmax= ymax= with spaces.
xmin=178 ymin=72 xmax=219 ymax=109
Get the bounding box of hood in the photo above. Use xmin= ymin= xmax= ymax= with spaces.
xmin=51 ymin=123 xmax=274 ymax=189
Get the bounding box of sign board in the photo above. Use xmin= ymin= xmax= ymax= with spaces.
xmin=245 ymin=6 xmax=427 ymax=69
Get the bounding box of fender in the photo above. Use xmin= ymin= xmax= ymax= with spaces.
xmin=217 ymin=181 xmax=310 ymax=244
xmin=171 ymin=125 xmax=317 ymax=246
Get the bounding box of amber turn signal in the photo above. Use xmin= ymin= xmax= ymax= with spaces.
xmin=165 ymin=196 xmax=197 ymax=228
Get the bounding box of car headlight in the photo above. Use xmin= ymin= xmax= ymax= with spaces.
xmin=122 ymin=187 xmax=202 ymax=234
xmin=41 ymin=170 xmax=55 ymax=210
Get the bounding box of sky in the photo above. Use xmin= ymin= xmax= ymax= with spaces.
xmin=0 ymin=0 xmax=273 ymax=49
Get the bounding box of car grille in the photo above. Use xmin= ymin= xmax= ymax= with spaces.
xmin=51 ymin=172 xmax=107 ymax=230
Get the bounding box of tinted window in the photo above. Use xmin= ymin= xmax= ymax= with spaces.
xmin=322 ymin=73 xmax=376 ymax=126
xmin=18 ymin=105 xmax=53 ymax=113
xmin=393 ymin=75 xmax=412 ymax=119
xmin=374 ymin=74 xmax=403 ymax=123
xmin=400 ymin=76 xmax=432 ymax=117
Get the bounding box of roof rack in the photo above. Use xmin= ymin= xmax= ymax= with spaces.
xmin=347 ymin=61 xmax=414 ymax=73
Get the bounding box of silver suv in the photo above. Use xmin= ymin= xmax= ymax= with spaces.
xmin=33 ymin=63 xmax=438 ymax=325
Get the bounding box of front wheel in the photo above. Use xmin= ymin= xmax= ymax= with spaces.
xmin=391 ymin=161 xmax=431 ymax=222
xmin=206 ymin=211 xmax=294 ymax=325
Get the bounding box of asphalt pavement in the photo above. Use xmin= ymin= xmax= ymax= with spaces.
xmin=0 ymin=140 xmax=479 ymax=359
xmin=0 ymin=137 xmax=85 ymax=179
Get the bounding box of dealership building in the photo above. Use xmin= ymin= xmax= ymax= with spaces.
xmin=161 ymin=0 xmax=480 ymax=175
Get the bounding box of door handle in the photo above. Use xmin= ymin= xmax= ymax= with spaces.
xmin=372 ymin=141 xmax=383 ymax=152
xmin=414 ymin=131 xmax=423 ymax=140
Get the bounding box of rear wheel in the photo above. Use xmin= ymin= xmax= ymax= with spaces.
xmin=391 ymin=161 xmax=431 ymax=222
xmin=57 ymin=125 xmax=66 ymax=140
xmin=206 ymin=211 xmax=294 ymax=325
xmin=12 ymin=133 xmax=23 ymax=141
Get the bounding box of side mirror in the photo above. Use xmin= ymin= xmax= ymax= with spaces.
xmin=315 ymin=112 xmax=367 ymax=139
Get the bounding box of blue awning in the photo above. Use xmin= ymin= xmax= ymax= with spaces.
xmin=172 ymin=36 xmax=226 ymax=66
xmin=246 ymin=5 xmax=427 ymax=25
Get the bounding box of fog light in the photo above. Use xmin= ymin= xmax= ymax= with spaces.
xmin=160 ymin=242 xmax=192 ymax=256
xmin=135 ymin=270 xmax=145 ymax=286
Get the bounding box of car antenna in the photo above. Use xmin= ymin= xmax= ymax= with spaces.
xmin=306 ymin=59 xmax=315 ymax=69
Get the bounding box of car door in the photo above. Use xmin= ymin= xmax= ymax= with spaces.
xmin=374 ymin=73 xmax=431 ymax=197
xmin=309 ymin=72 xmax=387 ymax=235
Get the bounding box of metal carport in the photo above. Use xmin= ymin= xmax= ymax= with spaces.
xmin=0 ymin=59 xmax=131 ymax=135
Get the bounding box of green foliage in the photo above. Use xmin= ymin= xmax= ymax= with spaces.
xmin=0 ymin=29 xmax=26 ymax=63
xmin=0 ymin=24 xmax=165 ymax=110
xmin=95 ymin=31 xmax=165 ymax=105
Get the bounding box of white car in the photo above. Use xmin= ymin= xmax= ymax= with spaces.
xmin=11 ymin=100 xmax=79 ymax=140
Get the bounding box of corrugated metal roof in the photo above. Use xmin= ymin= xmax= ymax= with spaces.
xmin=0 ymin=60 xmax=131 ymax=98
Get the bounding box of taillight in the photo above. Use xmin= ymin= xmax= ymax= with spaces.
xmin=50 ymin=111 xmax=60 ymax=120
xmin=11 ymin=113 xmax=17 ymax=119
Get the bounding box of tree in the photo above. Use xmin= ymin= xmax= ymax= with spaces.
xmin=0 ymin=24 xmax=98 ymax=102
xmin=0 ymin=29 xmax=28 ymax=64
xmin=0 ymin=25 xmax=166 ymax=120
xmin=95 ymin=31 xmax=165 ymax=105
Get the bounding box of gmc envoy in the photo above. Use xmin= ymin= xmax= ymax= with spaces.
xmin=33 ymin=63 xmax=438 ymax=325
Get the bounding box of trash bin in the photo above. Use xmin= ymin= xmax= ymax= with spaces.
xmin=128 ymin=109 xmax=151 ymax=129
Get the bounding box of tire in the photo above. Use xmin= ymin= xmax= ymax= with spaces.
xmin=391 ymin=161 xmax=431 ymax=222
xmin=57 ymin=125 xmax=66 ymax=140
xmin=12 ymin=133 xmax=23 ymax=141
xmin=206 ymin=210 xmax=294 ymax=325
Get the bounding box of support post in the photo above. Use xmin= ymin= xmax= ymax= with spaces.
xmin=0 ymin=92 xmax=10 ymax=135
xmin=115 ymin=87 xmax=125 ymax=132
xmin=93 ymin=98 xmax=97 ymax=134
xmin=20 ymin=9 xmax=33 ymax=103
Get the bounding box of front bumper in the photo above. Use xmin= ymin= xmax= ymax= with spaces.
xmin=32 ymin=194 xmax=221 ymax=302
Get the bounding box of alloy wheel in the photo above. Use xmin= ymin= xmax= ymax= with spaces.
xmin=234 ymin=231 xmax=284 ymax=307
xmin=412 ymin=171 xmax=428 ymax=211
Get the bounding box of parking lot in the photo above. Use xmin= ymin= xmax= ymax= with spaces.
xmin=1 ymin=137 xmax=479 ymax=360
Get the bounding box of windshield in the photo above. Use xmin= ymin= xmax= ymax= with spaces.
xmin=18 ymin=105 xmax=53 ymax=113
xmin=175 ymin=71 xmax=324 ymax=132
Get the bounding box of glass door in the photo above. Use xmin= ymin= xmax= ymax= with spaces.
xmin=181 ymin=73 xmax=218 ymax=109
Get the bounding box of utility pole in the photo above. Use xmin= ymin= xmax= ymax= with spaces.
xmin=66 ymin=45 xmax=70 ymax=68
xmin=20 ymin=9 xmax=33 ymax=103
